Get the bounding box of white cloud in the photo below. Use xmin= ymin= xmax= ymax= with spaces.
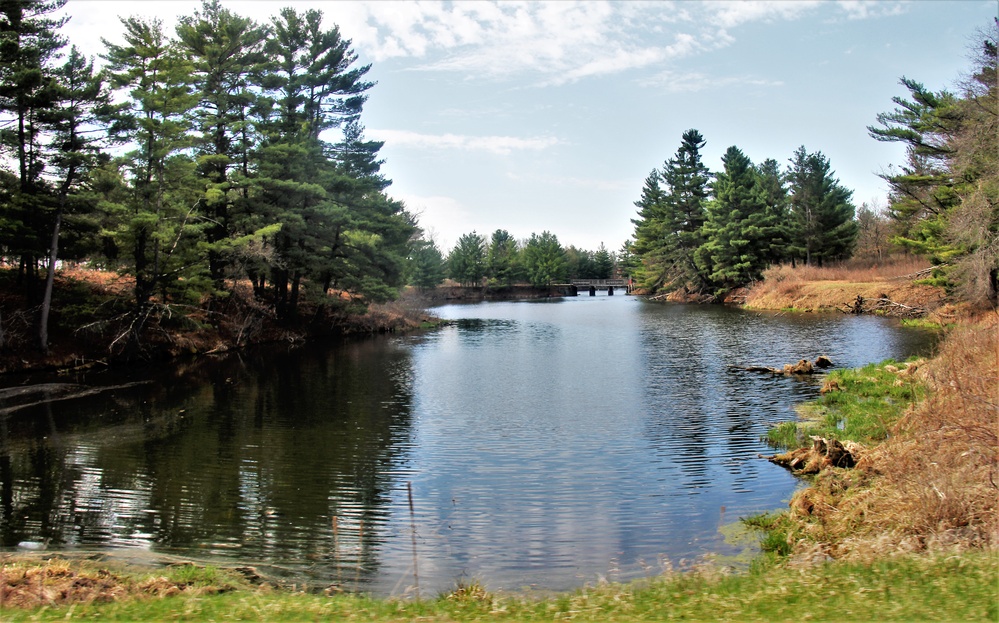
xmin=706 ymin=1 xmax=819 ymax=29
xmin=641 ymin=70 xmax=783 ymax=93
xmin=391 ymin=193 xmax=475 ymax=250
xmin=835 ymin=0 xmax=909 ymax=20
xmin=507 ymin=172 xmax=628 ymax=193
xmin=370 ymin=129 xmax=560 ymax=155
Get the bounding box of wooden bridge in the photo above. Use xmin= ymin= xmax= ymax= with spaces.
xmin=569 ymin=279 xmax=632 ymax=295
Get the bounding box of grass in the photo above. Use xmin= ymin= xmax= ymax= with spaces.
xmin=766 ymin=358 xmax=926 ymax=449
xmin=2 ymin=552 xmax=996 ymax=621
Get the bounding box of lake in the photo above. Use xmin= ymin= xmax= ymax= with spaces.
xmin=0 ymin=295 xmax=935 ymax=595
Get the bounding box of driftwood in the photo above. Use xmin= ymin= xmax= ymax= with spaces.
xmin=736 ymin=356 xmax=833 ymax=376
xmin=765 ymin=436 xmax=862 ymax=474
xmin=0 ymin=381 xmax=152 ymax=417
xmin=843 ymin=294 xmax=925 ymax=318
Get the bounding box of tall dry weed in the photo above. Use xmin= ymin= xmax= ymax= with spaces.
xmin=762 ymin=256 xmax=932 ymax=284
xmin=876 ymin=317 xmax=999 ymax=547
xmin=804 ymin=317 xmax=999 ymax=558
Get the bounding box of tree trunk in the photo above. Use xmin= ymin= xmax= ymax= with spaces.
xmin=39 ymin=201 xmax=64 ymax=354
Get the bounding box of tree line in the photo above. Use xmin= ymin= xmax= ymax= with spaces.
xmin=630 ymin=20 xmax=998 ymax=308
xmin=408 ymin=229 xmax=617 ymax=289
xmin=628 ymin=129 xmax=857 ymax=297
xmin=1 ymin=0 xmax=416 ymax=354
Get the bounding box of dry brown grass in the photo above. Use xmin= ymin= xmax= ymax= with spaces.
xmin=785 ymin=313 xmax=999 ymax=561
xmin=745 ymin=258 xmax=943 ymax=313
xmin=766 ymin=256 xmax=932 ymax=283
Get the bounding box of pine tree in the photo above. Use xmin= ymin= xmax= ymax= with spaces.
xmin=695 ymin=146 xmax=776 ymax=292
xmin=869 ymin=23 xmax=999 ymax=305
xmin=522 ymin=231 xmax=566 ymax=287
xmin=786 ymin=146 xmax=857 ymax=266
xmin=251 ymin=7 xmax=388 ymax=318
xmin=593 ymin=243 xmax=614 ymax=279
xmin=39 ymin=46 xmax=111 ymax=353
xmin=755 ymin=157 xmax=791 ymax=265
xmin=176 ymin=0 xmax=270 ymax=286
xmin=407 ymin=236 xmax=445 ymax=290
xmin=629 ymin=129 xmax=711 ymax=293
xmin=447 ymin=231 xmax=486 ymax=287
xmin=629 ymin=169 xmax=667 ymax=289
xmin=486 ymin=229 xmax=520 ymax=286
xmin=0 ymin=0 xmax=67 ymax=290
xmin=661 ymin=129 xmax=711 ymax=290
xmin=102 ymin=16 xmax=202 ymax=314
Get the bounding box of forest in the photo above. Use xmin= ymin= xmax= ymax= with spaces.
xmin=1 ymin=0 xmax=417 ymax=357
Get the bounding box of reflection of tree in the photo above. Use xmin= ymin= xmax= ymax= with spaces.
xmin=0 ymin=337 xmax=415 ymax=588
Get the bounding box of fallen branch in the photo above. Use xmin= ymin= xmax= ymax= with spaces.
xmin=843 ymin=295 xmax=925 ymax=318
xmin=734 ymin=356 xmax=834 ymax=376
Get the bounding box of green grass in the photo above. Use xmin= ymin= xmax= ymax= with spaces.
xmin=4 ymin=552 xmax=995 ymax=622
xmin=899 ymin=317 xmax=954 ymax=331
xmin=767 ymin=358 xmax=926 ymax=449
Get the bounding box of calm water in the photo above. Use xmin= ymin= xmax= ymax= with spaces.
xmin=0 ymin=296 xmax=934 ymax=595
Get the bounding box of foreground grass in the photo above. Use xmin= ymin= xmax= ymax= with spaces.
xmin=2 ymin=552 xmax=996 ymax=622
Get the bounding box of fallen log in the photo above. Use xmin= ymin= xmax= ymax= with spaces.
xmin=735 ymin=356 xmax=834 ymax=376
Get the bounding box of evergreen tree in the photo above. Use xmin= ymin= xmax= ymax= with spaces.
xmin=785 ymin=146 xmax=857 ymax=266
xmin=39 ymin=46 xmax=111 ymax=353
xmin=755 ymin=157 xmax=791 ymax=265
xmin=593 ymin=243 xmax=614 ymax=279
xmin=629 ymin=129 xmax=711 ymax=293
xmin=661 ymin=128 xmax=711 ymax=290
xmin=175 ymin=0 xmax=270 ymax=286
xmin=869 ymin=23 xmax=998 ymax=305
xmin=0 ymin=0 xmax=67 ymax=289
xmin=252 ymin=7 xmax=390 ymax=318
xmin=695 ymin=146 xmax=776 ymax=292
xmin=407 ymin=235 xmax=445 ymax=290
xmin=522 ymin=231 xmax=566 ymax=287
xmin=485 ymin=228 xmax=520 ymax=286
xmin=565 ymin=245 xmax=595 ymax=279
xmin=629 ymin=169 xmax=667 ymax=289
xmin=102 ymin=16 xmax=203 ymax=314
xmin=447 ymin=231 xmax=486 ymax=287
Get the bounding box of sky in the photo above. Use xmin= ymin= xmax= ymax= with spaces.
xmin=59 ymin=0 xmax=996 ymax=254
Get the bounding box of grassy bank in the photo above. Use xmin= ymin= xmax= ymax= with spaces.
xmin=2 ymin=552 xmax=996 ymax=621
xmin=759 ymin=314 xmax=997 ymax=564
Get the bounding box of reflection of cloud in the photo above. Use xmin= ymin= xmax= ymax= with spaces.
xmin=370 ymin=129 xmax=560 ymax=155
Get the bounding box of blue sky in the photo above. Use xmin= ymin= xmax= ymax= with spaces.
xmin=62 ymin=1 xmax=996 ymax=253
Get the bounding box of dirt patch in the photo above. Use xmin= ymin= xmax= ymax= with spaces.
xmin=0 ymin=557 xmax=241 ymax=609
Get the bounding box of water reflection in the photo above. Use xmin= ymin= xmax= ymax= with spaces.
xmin=0 ymin=339 xmax=416 ymax=587
xmin=0 ymin=297 xmax=935 ymax=595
